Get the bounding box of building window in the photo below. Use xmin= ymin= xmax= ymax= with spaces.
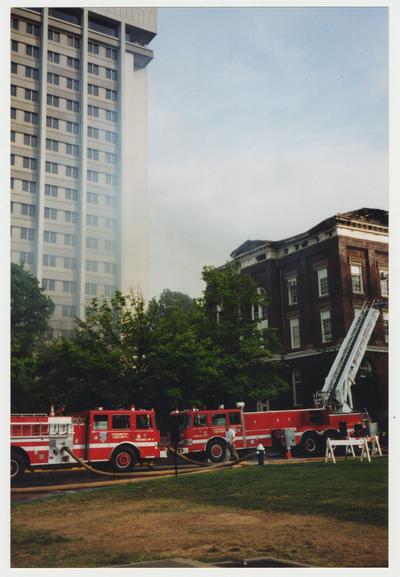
xmin=25 ymin=88 xmax=39 ymax=102
xmin=11 ymin=62 xmax=18 ymax=74
xmin=383 ymin=312 xmax=388 ymax=343
xmin=45 ymin=184 xmax=58 ymax=197
xmin=23 ymin=157 xmax=37 ymax=170
xmin=48 ymin=51 xmax=60 ymax=64
xmin=22 ymin=180 xmax=37 ymax=193
xmin=104 ymin=262 xmax=117 ymax=275
xmin=21 ymin=203 xmax=36 ymax=217
xmin=287 ymin=276 xmax=298 ymax=305
xmin=65 ymin=188 xmax=78 ymax=201
xmin=24 ymin=111 xmax=38 ymax=124
xmin=48 ymin=29 xmax=60 ymax=42
xmin=43 ymin=254 xmax=56 ymax=267
xmin=11 ymin=107 xmax=17 ymax=119
xmin=42 ymin=278 xmax=56 ymax=291
xmin=85 ymin=283 xmax=97 ymax=296
xmin=320 ymin=310 xmax=332 ymax=343
xmin=65 ymin=166 xmax=78 ymax=178
xmin=20 ymin=227 xmax=35 ymax=241
xmin=65 ymin=210 xmax=78 ymax=223
xmin=64 ymin=234 xmax=77 ymax=246
xmin=105 ymin=131 xmax=117 ymax=143
xmin=88 ymin=42 xmax=99 ymax=54
xmin=11 ymin=17 xmax=19 ymax=30
xmin=88 ymin=62 xmax=99 ymax=75
xmin=87 ymin=191 xmax=98 ymax=204
xmin=105 ymin=47 xmax=117 ymax=60
xmin=66 ymin=143 xmax=79 ymax=156
xmin=88 ymin=126 xmax=99 ymax=139
xmin=47 ymin=72 xmax=60 ymax=85
xmin=292 ymin=368 xmax=302 ymax=407
xmin=25 ymin=66 xmax=39 ymax=79
xmin=62 ymin=305 xmax=76 ymax=318
xmin=44 ymin=231 xmax=57 ymax=244
xmin=24 ymin=134 xmax=37 ymax=147
xmin=88 ymin=105 xmax=99 ymax=117
xmin=20 ymin=251 xmax=34 ymax=265
xmin=44 ymin=207 xmax=58 ymax=220
xmin=68 ymin=35 xmax=80 ymax=48
xmin=88 ymin=83 xmax=99 ymax=96
xmin=380 ymin=268 xmax=388 ymax=298
xmin=87 ymin=148 xmax=99 ymax=161
xmin=67 ymin=57 xmax=80 ymax=70
xmin=105 ymin=174 xmax=117 ymax=186
xmin=45 ymin=162 xmax=58 ymax=174
xmin=63 ymin=281 xmax=76 ymax=293
xmin=87 ymin=170 xmax=99 ymax=182
xmin=351 ymin=264 xmax=364 ymax=294
xmin=11 ymin=39 xmax=18 ymax=52
xmin=105 ymin=68 xmax=117 ymax=80
xmin=87 ymin=214 xmax=98 ymax=226
xmin=47 ymin=94 xmax=60 ymax=107
xmin=290 ymin=318 xmax=300 ymax=349
xmin=25 ymin=44 xmax=39 ymax=58
xmin=11 ymin=85 xmax=17 ymax=97
xmin=64 ymin=257 xmax=77 ymax=270
xmin=47 ymin=116 xmax=59 ymax=129
xmin=46 ymin=138 xmax=59 ymax=152
xmin=66 ymin=121 xmax=79 ymax=134
xmin=86 ymin=237 xmax=98 ymax=249
xmin=105 ymin=109 xmax=117 ymax=122
xmin=27 ymin=23 xmax=40 ymax=36
xmin=105 ymin=89 xmax=118 ymax=101
xmin=86 ymin=260 xmax=98 ymax=272
xmin=67 ymin=78 xmax=80 ymax=91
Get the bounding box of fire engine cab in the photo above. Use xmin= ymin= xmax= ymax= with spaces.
xmin=169 ymin=405 xmax=369 ymax=461
xmin=11 ymin=406 xmax=167 ymax=480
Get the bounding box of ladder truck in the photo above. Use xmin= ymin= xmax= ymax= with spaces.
xmin=169 ymin=300 xmax=383 ymax=460
xmin=313 ymin=299 xmax=383 ymax=412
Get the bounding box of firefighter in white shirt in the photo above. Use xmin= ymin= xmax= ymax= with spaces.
xmin=224 ymin=424 xmax=239 ymax=461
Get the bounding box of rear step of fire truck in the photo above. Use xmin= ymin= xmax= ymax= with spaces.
xmin=314 ymin=299 xmax=383 ymax=413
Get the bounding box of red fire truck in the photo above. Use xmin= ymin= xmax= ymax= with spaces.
xmin=169 ymin=405 xmax=370 ymax=461
xmin=170 ymin=301 xmax=382 ymax=461
xmin=11 ymin=406 xmax=167 ymax=480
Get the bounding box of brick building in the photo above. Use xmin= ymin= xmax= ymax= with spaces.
xmin=228 ymin=208 xmax=388 ymax=422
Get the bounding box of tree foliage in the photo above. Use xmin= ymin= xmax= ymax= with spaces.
xmin=24 ymin=267 xmax=288 ymax=415
xmin=11 ymin=264 xmax=55 ymax=411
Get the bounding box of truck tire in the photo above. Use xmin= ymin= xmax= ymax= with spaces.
xmin=207 ymin=439 xmax=226 ymax=463
xmin=322 ymin=429 xmax=340 ymax=453
xmin=11 ymin=453 xmax=25 ymax=481
xmin=111 ymin=447 xmax=136 ymax=472
xmin=299 ymin=432 xmax=321 ymax=456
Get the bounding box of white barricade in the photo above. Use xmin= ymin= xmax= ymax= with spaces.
xmin=325 ymin=435 xmax=382 ymax=464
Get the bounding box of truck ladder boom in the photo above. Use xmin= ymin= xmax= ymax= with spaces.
xmin=318 ymin=300 xmax=381 ymax=412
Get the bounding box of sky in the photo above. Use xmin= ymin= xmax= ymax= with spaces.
xmin=147 ymin=7 xmax=388 ymax=299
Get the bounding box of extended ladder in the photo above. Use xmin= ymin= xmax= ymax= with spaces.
xmin=315 ymin=300 xmax=382 ymax=412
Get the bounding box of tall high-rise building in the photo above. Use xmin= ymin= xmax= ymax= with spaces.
xmin=10 ymin=7 xmax=157 ymax=336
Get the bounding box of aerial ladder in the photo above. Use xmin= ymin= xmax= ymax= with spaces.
xmin=314 ymin=299 xmax=383 ymax=413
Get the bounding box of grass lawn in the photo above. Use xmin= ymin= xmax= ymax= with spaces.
xmin=11 ymin=457 xmax=388 ymax=568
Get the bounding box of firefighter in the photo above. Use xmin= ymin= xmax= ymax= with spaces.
xmin=224 ymin=424 xmax=239 ymax=461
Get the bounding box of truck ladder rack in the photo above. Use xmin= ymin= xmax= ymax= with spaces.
xmin=314 ymin=299 xmax=383 ymax=413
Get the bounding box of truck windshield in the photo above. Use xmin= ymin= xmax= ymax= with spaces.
xmin=181 ymin=415 xmax=192 ymax=429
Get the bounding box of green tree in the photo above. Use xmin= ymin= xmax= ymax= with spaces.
xmin=201 ymin=264 xmax=287 ymax=405
xmin=11 ymin=263 xmax=55 ymax=411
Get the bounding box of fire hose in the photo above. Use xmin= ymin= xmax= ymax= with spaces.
xmin=11 ymin=446 xmax=256 ymax=494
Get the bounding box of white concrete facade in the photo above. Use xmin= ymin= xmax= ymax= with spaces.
xmin=10 ymin=7 xmax=156 ymax=335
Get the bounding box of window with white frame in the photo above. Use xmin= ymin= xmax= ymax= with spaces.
xmin=351 ymin=264 xmax=364 ymax=294
xmin=290 ymin=317 xmax=300 ymax=349
xmin=317 ymin=267 xmax=329 ymax=297
xmin=287 ymin=276 xmax=298 ymax=305
xmin=380 ymin=268 xmax=388 ymax=297
xmin=252 ymin=287 xmax=268 ymax=326
xmin=292 ymin=368 xmax=303 ymax=406
xmin=383 ymin=312 xmax=388 ymax=343
xmin=320 ymin=310 xmax=332 ymax=343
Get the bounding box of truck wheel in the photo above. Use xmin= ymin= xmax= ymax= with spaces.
xmin=299 ymin=432 xmax=321 ymax=456
xmin=322 ymin=429 xmax=339 ymax=453
xmin=11 ymin=453 xmax=25 ymax=481
xmin=207 ymin=439 xmax=226 ymax=463
xmin=111 ymin=447 xmax=136 ymax=472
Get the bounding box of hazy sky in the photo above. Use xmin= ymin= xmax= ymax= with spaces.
xmin=148 ymin=7 xmax=388 ymax=299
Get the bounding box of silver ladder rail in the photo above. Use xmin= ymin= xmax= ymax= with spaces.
xmin=316 ymin=300 xmax=382 ymax=412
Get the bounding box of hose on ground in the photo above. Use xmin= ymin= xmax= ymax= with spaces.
xmin=167 ymin=445 xmax=258 ymax=467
